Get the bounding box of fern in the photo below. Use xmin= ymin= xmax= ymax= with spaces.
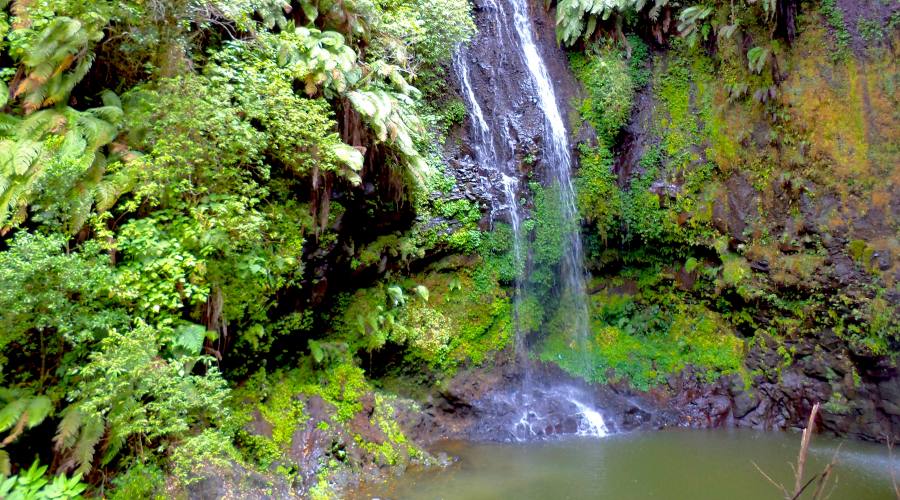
xmin=0 ymin=399 xmax=27 ymax=434
xmin=69 ymin=416 xmax=103 ymax=474
xmin=25 ymin=396 xmax=51 ymax=428
xmin=54 ymin=406 xmax=82 ymax=451
xmin=747 ymin=46 xmax=769 ymax=74
xmin=386 ymin=285 xmax=406 ymax=306
xmin=677 ymin=5 xmax=714 ymax=36
xmin=13 ymin=17 xmax=93 ymax=113
xmin=556 ymin=0 xmax=644 ymax=46
xmin=0 ymin=94 xmax=133 ymax=232
xmin=174 ymin=323 xmax=207 ymax=356
xmin=347 ymin=89 xmax=433 ymax=188
xmin=0 ymin=393 xmax=51 ymax=446
xmin=276 ymin=27 xmax=360 ymax=97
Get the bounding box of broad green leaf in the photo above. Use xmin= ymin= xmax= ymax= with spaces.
xmin=387 ymin=285 xmax=405 ymax=306
xmin=26 ymin=396 xmax=51 ymax=428
xmin=332 ymin=143 xmax=364 ymax=172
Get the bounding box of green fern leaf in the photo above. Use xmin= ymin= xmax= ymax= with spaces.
xmin=25 ymin=396 xmax=51 ymax=428
xmin=747 ymin=46 xmax=769 ymax=74
xmin=0 ymin=398 xmax=26 ymax=433
xmin=54 ymin=406 xmax=83 ymax=451
xmin=0 ymin=450 xmax=9 ymax=477
xmin=100 ymin=434 xmax=125 ymax=466
xmin=387 ymin=285 xmax=405 ymax=306
xmin=12 ymin=140 xmax=43 ymax=176
xmin=72 ymin=416 xmax=103 ymax=474
xmin=174 ymin=323 xmax=206 ymax=355
xmin=99 ymin=90 xmax=121 ymax=109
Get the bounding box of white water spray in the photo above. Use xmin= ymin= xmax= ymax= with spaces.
xmin=508 ymin=0 xmax=592 ymax=368
xmin=452 ymin=0 xmax=605 ymax=439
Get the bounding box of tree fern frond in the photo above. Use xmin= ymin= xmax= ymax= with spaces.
xmin=13 ymin=140 xmax=43 ymax=175
xmin=75 ymin=114 xmax=116 ymax=149
xmin=54 ymin=406 xmax=83 ymax=451
xmin=99 ymin=90 xmax=121 ymax=109
xmin=22 ymin=86 xmax=47 ymax=113
xmin=17 ymin=109 xmax=58 ymax=140
xmin=86 ymin=105 xmax=123 ymax=125
xmin=100 ymin=435 xmax=125 ymax=466
xmin=59 ymin=129 xmax=88 ymax=159
xmin=0 ymin=114 xmax=20 ymax=137
xmin=94 ymin=168 xmax=138 ymax=212
xmin=0 ymin=399 xmax=27 ymax=433
xmin=25 ymin=396 xmax=51 ymax=428
xmin=0 ymin=141 xmax=15 ymax=176
xmin=71 ymin=416 xmax=103 ymax=474
xmin=0 ymin=389 xmax=22 ymax=404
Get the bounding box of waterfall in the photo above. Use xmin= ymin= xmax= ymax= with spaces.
xmin=454 ymin=42 xmax=530 ymax=384
xmin=452 ymin=0 xmax=605 ymax=439
xmin=500 ymin=173 xmax=528 ymax=383
xmin=507 ymin=0 xmax=592 ymax=372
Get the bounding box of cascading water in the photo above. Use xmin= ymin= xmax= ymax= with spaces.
xmin=500 ymin=173 xmax=528 ymax=382
xmin=454 ymin=44 xmax=530 ymax=382
xmin=508 ymin=0 xmax=592 ymax=368
xmin=453 ymin=0 xmax=606 ymax=439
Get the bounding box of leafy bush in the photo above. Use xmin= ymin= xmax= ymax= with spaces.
xmin=570 ymin=45 xmax=635 ymax=146
xmin=0 ymin=461 xmax=86 ymax=500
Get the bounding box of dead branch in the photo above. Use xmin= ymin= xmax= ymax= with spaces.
xmin=794 ymin=403 xmax=820 ymax=495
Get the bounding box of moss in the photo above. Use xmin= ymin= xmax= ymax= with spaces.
xmin=526 ymin=182 xmax=570 ymax=298
xmin=570 ymin=43 xmax=635 ymax=145
xmin=822 ymin=393 xmax=852 ymax=415
xmin=230 ymin=369 xmax=309 ymax=468
xmin=335 ymin=259 xmax=513 ymax=374
xmin=819 ymin=0 xmax=852 ymax=58
xmin=480 ymin=223 xmax=521 ymax=284
xmin=576 ymin=145 xmax=621 ymax=239
xmin=848 ymin=239 xmax=875 ymax=270
xmin=720 ymin=253 xmax=751 ymax=288
xmin=779 ymin=17 xmax=897 ymax=198
xmin=108 ymin=461 xmax=166 ymax=500
xmin=539 ymin=286 xmax=744 ymax=391
xmin=355 ymin=394 xmax=423 ymax=467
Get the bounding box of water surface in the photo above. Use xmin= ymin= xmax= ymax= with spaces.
xmin=356 ymin=429 xmax=899 ymax=500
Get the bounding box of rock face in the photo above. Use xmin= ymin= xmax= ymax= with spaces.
xmin=395 ymin=359 xmax=681 ymax=443
xmin=443 ymin=0 xmax=589 ymax=224
xmin=654 ymin=330 xmax=900 ymax=443
xmin=396 ymin=336 xmax=899 ymax=445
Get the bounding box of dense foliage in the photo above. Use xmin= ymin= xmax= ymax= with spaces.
xmin=1 ymin=0 xmax=897 ymax=495
xmin=552 ymin=0 xmax=898 ymax=389
xmin=0 ymin=0 xmax=480 ymax=496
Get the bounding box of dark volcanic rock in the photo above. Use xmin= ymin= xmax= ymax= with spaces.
xmin=444 ymin=0 xmax=589 ymax=223
xmin=649 ymin=332 xmax=900 ymax=443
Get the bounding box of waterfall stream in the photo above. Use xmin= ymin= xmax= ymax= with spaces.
xmin=453 ymin=0 xmax=604 ymax=439
xmin=507 ymin=0 xmax=592 ymax=370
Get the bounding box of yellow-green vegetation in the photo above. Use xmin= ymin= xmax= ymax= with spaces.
xmin=1 ymin=0 xmax=898 ymax=494
xmin=569 ymin=42 xmax=636 ymax=146
xmin=230 ymin=363 xmax=427 ymax=495
xmin=335 ymin=259 xmax=513 ymax=373
xmin=567 ymin=1 xmax=898 ymax=391
xmin=0 ymin=0 xmax=482 ymax=495
xmin=540 ymin=270 xmax=745 ymax=390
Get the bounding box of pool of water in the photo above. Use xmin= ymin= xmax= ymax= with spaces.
xmin=354 ymin=429 xmax=899 ymax=500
